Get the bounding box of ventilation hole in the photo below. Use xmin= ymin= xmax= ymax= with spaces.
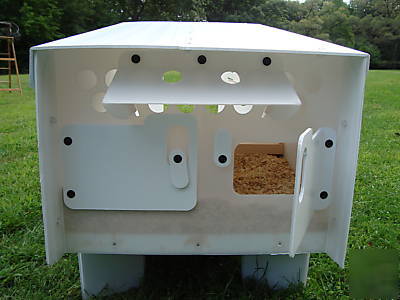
xmin=148 ymin=104 xmax=164 ymax=113
xmin=263 ymin=57 xmax=272 ymax=66
xmin=131 ymin=54 xmax=140 ymax=63
xmin=325 ymin=139 xmax=334 ymax=148
xmin=320 ymin=191 xmax=328 ymax=199
xmin=206 ymin=105 xmax=225 ymax=114
xmin=173 ymin=154 xmax=183 ymax=164
xmin=233 ymin=105 xmax=252 ymax=114
xmin=177 ymin=105 xmax=194 ymax=113
xmin=105 ymin=69 xmax=117 ymax=87
xmin=66 ymin=190 xmax=75 ymax=198
xmin=92 ymin=93 xmax=106 ymax=113
xmin=162 ymin=70 xmax=182 ymax=83
xmin=197 ymin=55 xmax=207 ymax=64
xmin=64 ymin=137 xmax=72 ymax=146
xmin=218 ymin=155 xmax=228 ymax=164
xmin=221 ymin=71 xmax=240 ymax=85
xmin=77 ymin=70 xmax=97 ymax=90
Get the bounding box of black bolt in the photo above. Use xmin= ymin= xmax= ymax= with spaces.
xmin=64 ymin=137 xmax=72 ymax=146
xmin=320 ymin=191 xmax=328 ymax=199
xmin=218 ymin=154 xmax=228 ymax=164
xmin=325 ymin=139 xmax=334 ymax=148
xmin=197 ymin=55 xmax=207 ymax=64
xmin=263 ymin=57 xmax=272 ymax=66
xmin=173 ymin=154 xmax=183 ymax=164
xmin=67 ymin=190 xmax=75 ymax=198
xmin=131 ymin=54 xmax=141 ymax=64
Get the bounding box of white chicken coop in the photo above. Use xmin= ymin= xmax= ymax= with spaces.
xmin=30 ymin=21 xmax=369 ymax=298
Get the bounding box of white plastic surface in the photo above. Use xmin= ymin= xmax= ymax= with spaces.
xmin=168 ymin=149 xmax=189 ymax=189
xmin=61 ymin=114 xmax=197 ymax=211
xmin=30 ymin=22 xmax=367 ymax=55
xmin=103 ymin=51 xmax=301 ymax=106
xmin=241 ymin=254 xmax=309 ymax=289
xmin=214 ymin=129 xmax=232 ymax=167
xmin=30 ymin=23 xmax=369 ymax=266
xmin=29 ymin=22 xmax=368 ymax=88
xmin=79 ymin=254 xmax=144 ymax=298
xmin=289 ymin=128 xmax=337 ymax=257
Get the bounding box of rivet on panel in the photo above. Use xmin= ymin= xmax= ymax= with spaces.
xmin=263 ymin=57 xmax=272 ymax=66
xmin=66 ymin=190 xmax=76 ymax=198
xmin=197 ymin=55 xmax=206 ymax=64
xmin=325 ymin=139 xmax=334 ymax=148
xmin=131 ymin=54 xmax=141 ymax=64
xmin=320 ymin=191 xmax=328 ymax=199
xmin=64 ymin=137 xmax=73 ymax=146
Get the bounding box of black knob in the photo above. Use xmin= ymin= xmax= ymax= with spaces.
xmin=173 ymin=154 xmax=183 ymax=164
xmin=131 ymin=54 xmax=141 ymax=64
xmin=218 ymin=155 xmax=228 ymax=164
xmin=197 ymin=55 xmax=207 ymax=64
xmin=263 ymin=57 xmax=272 ymax=66
xmin=64 ymin=137 xmax=72 ymax=146
xmin=66 ymin=190 xmax=76 ymax=198
xmin=325 ymin=139 xmax=334 ymax=148
xmin=320 ymin=191 xmax=328 ymax=199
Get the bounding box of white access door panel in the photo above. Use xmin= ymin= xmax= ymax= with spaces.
xmin=289 ymin=127 xmax=336 ymax=256
xmin=61 ymin=114 xmax=197 ymax=211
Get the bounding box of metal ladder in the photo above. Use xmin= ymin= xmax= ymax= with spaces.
xmin=0 ymin=35 xmax=22 ymax=95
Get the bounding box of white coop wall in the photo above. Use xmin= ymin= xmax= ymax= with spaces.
xmin=33 ymin=45 xmax=368 ymax=268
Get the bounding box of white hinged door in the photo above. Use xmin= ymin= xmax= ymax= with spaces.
xmin=289 ymin=127 xmax=336 ymax=256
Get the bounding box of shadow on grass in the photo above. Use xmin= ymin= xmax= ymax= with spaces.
xmin=102 ymin=256 xmax=305 ymax=299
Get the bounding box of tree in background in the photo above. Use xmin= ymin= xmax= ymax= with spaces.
xmin=0 ymin=0 xmax=399 ymax=70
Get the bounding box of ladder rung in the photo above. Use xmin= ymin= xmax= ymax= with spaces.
xmin=0 ymin=58 xmax=15 ymax=61
xmin=0 ymin=88 xmax=21 ymax=91
xmin=0 ymin=80 xmax=10 ymax=83
xmin=0 ymin=67 xmax=8 ymax=70
xmin=0 ymin=53 xmax=9 ymax=55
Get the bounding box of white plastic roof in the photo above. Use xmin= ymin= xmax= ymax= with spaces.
xmin=30 ymin=22 xmax=368 ymax=89
xmin=31 ymin=21 xmax=367 ymax=56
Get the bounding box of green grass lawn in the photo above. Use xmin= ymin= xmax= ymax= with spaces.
xmin=0 ymin=71 xmax=399 ymax=299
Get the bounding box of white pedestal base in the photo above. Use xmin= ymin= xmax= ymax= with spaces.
xmin=241 ymin=254 xmax=310 ymax=289
xmin=78 ymin=253 xmax=145 ymax=299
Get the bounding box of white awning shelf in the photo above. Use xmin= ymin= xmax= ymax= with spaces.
xmin=103 ymin=51 xmax=301 ymax=106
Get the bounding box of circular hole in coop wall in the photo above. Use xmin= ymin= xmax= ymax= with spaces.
xmin=77 ymin=70 xmax=97 ymax=90
xmin=162 ymin=70 xmax=182 ymax=83
xmin=105 ymin=69 xmax=117 ymax=87
xmin=206 ymin=105 xmax=225 ymax=114
xmin=92 ymin=93 xmax=107 ymax=113
xmin=221 ymin=71 xmax=240 ymax=85
xmin=148 ymin=104 xmax=164 ymax=113
xmin=233 ymin=105 xmax=253 ymax=114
